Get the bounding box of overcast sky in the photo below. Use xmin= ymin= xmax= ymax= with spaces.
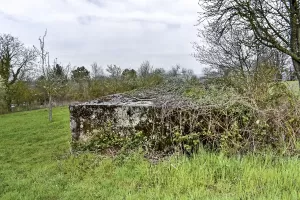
xmin=0 ymin=0 xmax=203 ymax=74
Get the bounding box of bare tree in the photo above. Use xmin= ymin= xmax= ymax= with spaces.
xmin=181 ymin=67 xmax=195 ymax=81
xmin=194 ymin=28 xmax=258 ymax=76
xmin=106 ymin=64 xmax=122 ymax=78
xmin=195 ymin=21 xmax=290 ymax=78
xmin=138 ymin=61 xmax=153 ymax=78
xmin=91 ymin=62 xmax=104 ymax=80
xmin=168 ymin=64 xmax=181 ymax=77
xmin=0 ymin=34 xmax=36 ymax=111
xmin=34 ymin=30 xmax=69 ymax=122
xmin=257 ymin=46 xmax=290 ymax=80
xmin=198 ymin=0 xmax=300 ymax=87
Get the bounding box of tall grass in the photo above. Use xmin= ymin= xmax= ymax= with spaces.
xmin=1 ymin=107 xmax=300 ymax=199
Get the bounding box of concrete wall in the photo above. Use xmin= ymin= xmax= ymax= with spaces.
xmin=69 ymin=94 xmax=201 ymax=154
xmin=70 ymin=103 xmax=158 ymax=142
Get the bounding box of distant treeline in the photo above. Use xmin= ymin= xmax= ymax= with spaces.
xmin=0 ymin=32 xmax=197 ymax=114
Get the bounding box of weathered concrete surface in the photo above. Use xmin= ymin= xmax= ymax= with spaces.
xmin=69 ymin=93 xmax=200 ymax=153
xmin=70 ymin=94 xmax=156 ymax=141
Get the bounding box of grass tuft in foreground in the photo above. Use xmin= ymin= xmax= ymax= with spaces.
xmin=1 ymin=107 xmax=300 ymax=199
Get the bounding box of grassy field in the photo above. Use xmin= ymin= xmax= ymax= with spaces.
xmin=1 ymin=107 xmax=300 ymax=199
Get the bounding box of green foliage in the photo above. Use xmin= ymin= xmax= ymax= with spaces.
xmin=10 ymin=81 xmax=36 ymax=106
xmin=72 ymin=126 xmax=146 ymax=155
xmin=53 ymin=64 xmax=66 ymax=77
xmin=122 ymin=68 xmax=137 ymax=79
xmin=1 ymin=107 xmax=300 ymax=199
xmin=71 ymin=66 xmax=90 ymax=81
xmin=35 ymin=63 xmax=70 ymax=106
xmin=0 ymin=34 xmax=37 ymax=112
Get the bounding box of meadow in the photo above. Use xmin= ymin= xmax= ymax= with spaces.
xmin=1 ymin=107 xmax=300 ymax=199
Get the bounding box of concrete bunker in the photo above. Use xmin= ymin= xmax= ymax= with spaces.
xmin=69 ymin=93 xmax=202 ymax=154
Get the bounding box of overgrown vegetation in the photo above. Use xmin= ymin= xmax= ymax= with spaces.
xmin=187 ymin=0 xmax=300 ymax=155
xmin=70 ymin=64 xmax=300 ymax=156
xmin=1 ymin=107 xmax=300 ymax=199
xmin=184 ymin=65 xmax=300 ymax=155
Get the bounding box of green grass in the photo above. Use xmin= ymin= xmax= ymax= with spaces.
xmin=1 ymin=107 xmax=300 ymax=199
xmin=285 ymin=81 xmax=299 ymax=95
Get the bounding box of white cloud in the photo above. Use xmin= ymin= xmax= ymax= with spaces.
xmin=0 ymin=0 xmax=204 ymax=73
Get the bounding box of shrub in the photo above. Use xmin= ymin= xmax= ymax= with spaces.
xmin=183 ymin=64 xmax=300 ymax=155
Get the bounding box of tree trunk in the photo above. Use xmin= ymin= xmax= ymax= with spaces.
xmin=292 ymin=59 xmax=300 ymax=90
xmin=288 ymin=0 xmax=300 ymax=89
xmin=48 ymin=94 xmax=52 ymax=122
xmin=4 ymin=88 xmax=12 ymax=112
xmin=5 ymin=97 xmax=12 ymax=112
